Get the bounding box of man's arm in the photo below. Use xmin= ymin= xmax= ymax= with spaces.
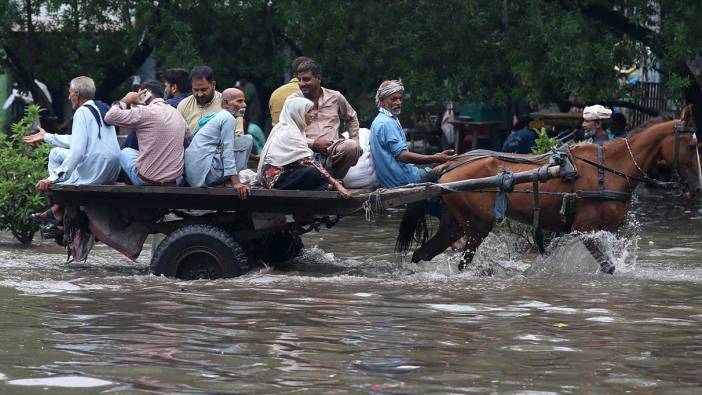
xmin=398 ymin=150 xmax=453 ymax=165
xmin=218 ymin=114 xmax=250 ymax=198
xmin=105 ymin=102 xmax=145 ymax=129
xmin=383 ymin=121 xmax=453 ymax=164
xmin=104 ymin=91 xmax=145 ymax=128
xmin=337 ymin=93 xmax=359 ymax=141
xmin=44 ymin=132 xmax=72 ymax=148
xmin=52 ymin=109 xmax=90 ymax=181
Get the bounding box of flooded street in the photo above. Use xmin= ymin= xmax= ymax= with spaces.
xmin=1 ymin=189 xmax=701 ymax=394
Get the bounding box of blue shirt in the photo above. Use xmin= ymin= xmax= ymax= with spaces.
xmin=166 ymin=92 xmax=190 ymax=109
xmin=184 ymin=110 xmax=240 ymax=187
xmin=502 ymin=128 xmax=537 ymax=154
xmin=370 ymin=111 xmax=420 ymax=188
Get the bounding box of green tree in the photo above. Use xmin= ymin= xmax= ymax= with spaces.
xmin=3 ymin=1 xmax=702 ymax=131
xmin=0 ymin=105 xmax=50 ymax=244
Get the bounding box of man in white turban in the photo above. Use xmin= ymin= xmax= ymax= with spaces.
xmin=369 ymin=80 xmax=453 ymax=188
xmin=582 ymin=104 xmax=614 ymax=145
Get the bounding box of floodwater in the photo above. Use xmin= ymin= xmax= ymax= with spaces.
xmin=1 ymin=189 xmax=701 ymax=394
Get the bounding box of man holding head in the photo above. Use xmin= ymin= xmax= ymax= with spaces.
xmin=184 ymin=88 xmax=253 ymax=198
xmin=163 ymin=68 xmax=191 ymax=109
xmin=370 ymin=80 xmax=453 ymax=188
xmin=582 ymin=104 xmax=614 ymax=145
xmin=177 ymin=65 xmax=222 ymax=131
xmin=105 ymin=80 xmax=188 ymax=185
xmin=291 ymin=59 xmax=361 ymax=179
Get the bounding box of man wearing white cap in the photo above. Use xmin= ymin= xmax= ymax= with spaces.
xmin=582 ymin=104 xmax=615 ymax=145
xmin=369 ymin=80 xmax=453 ymax=188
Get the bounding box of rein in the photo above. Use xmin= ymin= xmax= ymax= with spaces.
xmin=573 ymin=121 xmax=697 ymax=191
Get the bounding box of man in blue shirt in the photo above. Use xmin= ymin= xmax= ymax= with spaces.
xmin=502 ymin=116 xmax=537 ymax=154
xmin=370 ymin=80 xmax=453 ymax=188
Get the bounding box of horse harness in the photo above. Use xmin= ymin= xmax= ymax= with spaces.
xmin=437 ymin=121 xmax=697 ymax=252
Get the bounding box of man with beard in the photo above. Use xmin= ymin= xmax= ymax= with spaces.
xmin=184 ymin=88 xmax=253 ymax=198
xmin=290 ymin=59 xmax=361 ymax=179
xmin=177 ymin=65 xmax=222 ymax=131
xmin=163 ymin=68 xmax=191 ymax=109
xmin=581 ymin=104 xmax=614 ymax=145
xmin=369 ymin=80 xmax=453 ymax=188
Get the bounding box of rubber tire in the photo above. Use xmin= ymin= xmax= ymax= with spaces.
xmin=151 ymin=225 xmax=249 ymax=280
xmin=256 ymin=230 xmax=304 ymax=267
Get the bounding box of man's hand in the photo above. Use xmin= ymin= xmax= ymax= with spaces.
xmin=230 ymin=175 xmax=250 ymax=199
xmin=312 ymin=137 xmax=334 ymax=153
xmin=36 ymin=178 xmax=52 ymax=192
xmin=432 ymin=149 xmax=455 ymax=163
xmin=23 ymin=127 xmax=46 ymax=145
xmin=233 ymin=182 xmax=250 ymax=199
xmin=337 ymin=185 xmax=351 ymax=199
xmin=121 ymin=90 xmax=142 ymax=106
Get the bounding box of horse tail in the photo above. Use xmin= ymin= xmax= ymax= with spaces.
xmin=395 ymin=168 xmax=443 ymax=253
xmin=395 ymin=200 xmax=430 ymax=253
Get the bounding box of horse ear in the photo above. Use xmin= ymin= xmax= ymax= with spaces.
xmin=681 ymin=104 xmax=694 ymax=126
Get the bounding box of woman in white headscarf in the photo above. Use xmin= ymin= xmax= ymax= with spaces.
xmin=256 ymin=97 xmax=350 ymax=197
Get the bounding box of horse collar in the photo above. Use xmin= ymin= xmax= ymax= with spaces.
xmin=624 ymin=137 xmax=648 ymax=178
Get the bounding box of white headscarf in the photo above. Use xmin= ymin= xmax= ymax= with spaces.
xmin=257 ymin=97 xmax=314 ymax=174
xmin=375 ymin=80 xmax=404 ymax=108
xmin=583 ymin=105 xmax=612 ymax=121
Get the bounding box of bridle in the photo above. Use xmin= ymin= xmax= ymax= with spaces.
xmin=576 ymin=120 xmax=698 ymax=191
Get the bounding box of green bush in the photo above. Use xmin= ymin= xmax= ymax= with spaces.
xmin=530 ymin=127 xmax=559 ymax=155
xmin=0 ymin=105 xmax=51 ymax=244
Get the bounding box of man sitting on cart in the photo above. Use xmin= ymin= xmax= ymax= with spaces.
xmin=369 ymin=80 xmax=453 ymax=189
xmin=184 ymin=88 xmax=253 ymax=198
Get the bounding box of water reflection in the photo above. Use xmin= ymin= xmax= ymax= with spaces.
xmin=0 ymin=189 xmax=701 ymax=392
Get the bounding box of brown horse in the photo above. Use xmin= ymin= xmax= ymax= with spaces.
xmin=397 ymin=105 xmax=702 ymax=273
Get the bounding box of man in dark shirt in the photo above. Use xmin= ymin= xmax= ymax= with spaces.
xmin=502 ymin=116 xmax=537 ymax=154
xmin=163 ymin=68 xmax=191 ymax=109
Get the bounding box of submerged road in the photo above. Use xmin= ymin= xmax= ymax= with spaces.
xmin=0 ymin=188 xmax=701 ymax=393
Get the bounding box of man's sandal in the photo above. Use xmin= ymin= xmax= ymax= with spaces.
xmin=29 ymin=208 xmax=61 ymax=225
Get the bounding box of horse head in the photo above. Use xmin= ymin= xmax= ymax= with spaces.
xmin=660 ymin=105 xmax=702 ymax=196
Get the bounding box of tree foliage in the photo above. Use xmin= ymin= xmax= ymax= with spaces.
xmin=2 ymin=0 xmax=702 ymax=128
xmin=0 ymin=105 xmax=50 ymax=244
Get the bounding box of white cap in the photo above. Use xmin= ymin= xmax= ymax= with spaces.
xmin=583 ymin=105 xmax=612 ymax=121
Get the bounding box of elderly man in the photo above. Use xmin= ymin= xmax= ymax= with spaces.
xmin=269 ymin=56 xmax=310 ymax=126
xmin=369 ymin=80 xmax=453 ymax=188
xmin=184 ymin=88 xmax=253 ymax=198
xmin=582 ymin=104 xmax=615 ymax=145
xmin=177 ymin=65 xmax=222 ymax=131
xmin=106 ymin=80 xmax=188 ymax=186
xmin=24 ymin=76 xmax=121 ymax=222
xmin=290 ymin=59 xmax=361 ymax=179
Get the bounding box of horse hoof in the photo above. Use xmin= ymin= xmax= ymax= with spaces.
xmin=600 ymin=263 xmax=616 ymax=274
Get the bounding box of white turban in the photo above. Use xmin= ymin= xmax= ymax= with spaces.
xmin=375 ymin=80 xmax=404 ymax=107
xmin=583 ymin=105 xmax=612 ymax=121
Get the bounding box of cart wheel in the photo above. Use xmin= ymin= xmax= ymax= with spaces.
xmin=151 ymin=225 xmax=249 ymax=280
xmin=256 ymin=230 xmax=304 ymax=267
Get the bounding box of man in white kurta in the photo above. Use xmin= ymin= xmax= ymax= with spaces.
xmin=25 ymin=76 xmax=121 ymax=188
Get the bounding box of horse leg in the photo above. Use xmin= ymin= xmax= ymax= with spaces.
xmin=457 ymin=227 xmax=492 ymax=275
xmin=572 ymin=206 xmax=619 ymax=274
xmin=580 ymin=237 xmax=615 ymax=274
xmin=411 ymin=207 xmax=464 ymax=262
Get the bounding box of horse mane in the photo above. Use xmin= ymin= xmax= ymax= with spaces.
xmin=627 ymin=113 xmax=675 ymax=136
